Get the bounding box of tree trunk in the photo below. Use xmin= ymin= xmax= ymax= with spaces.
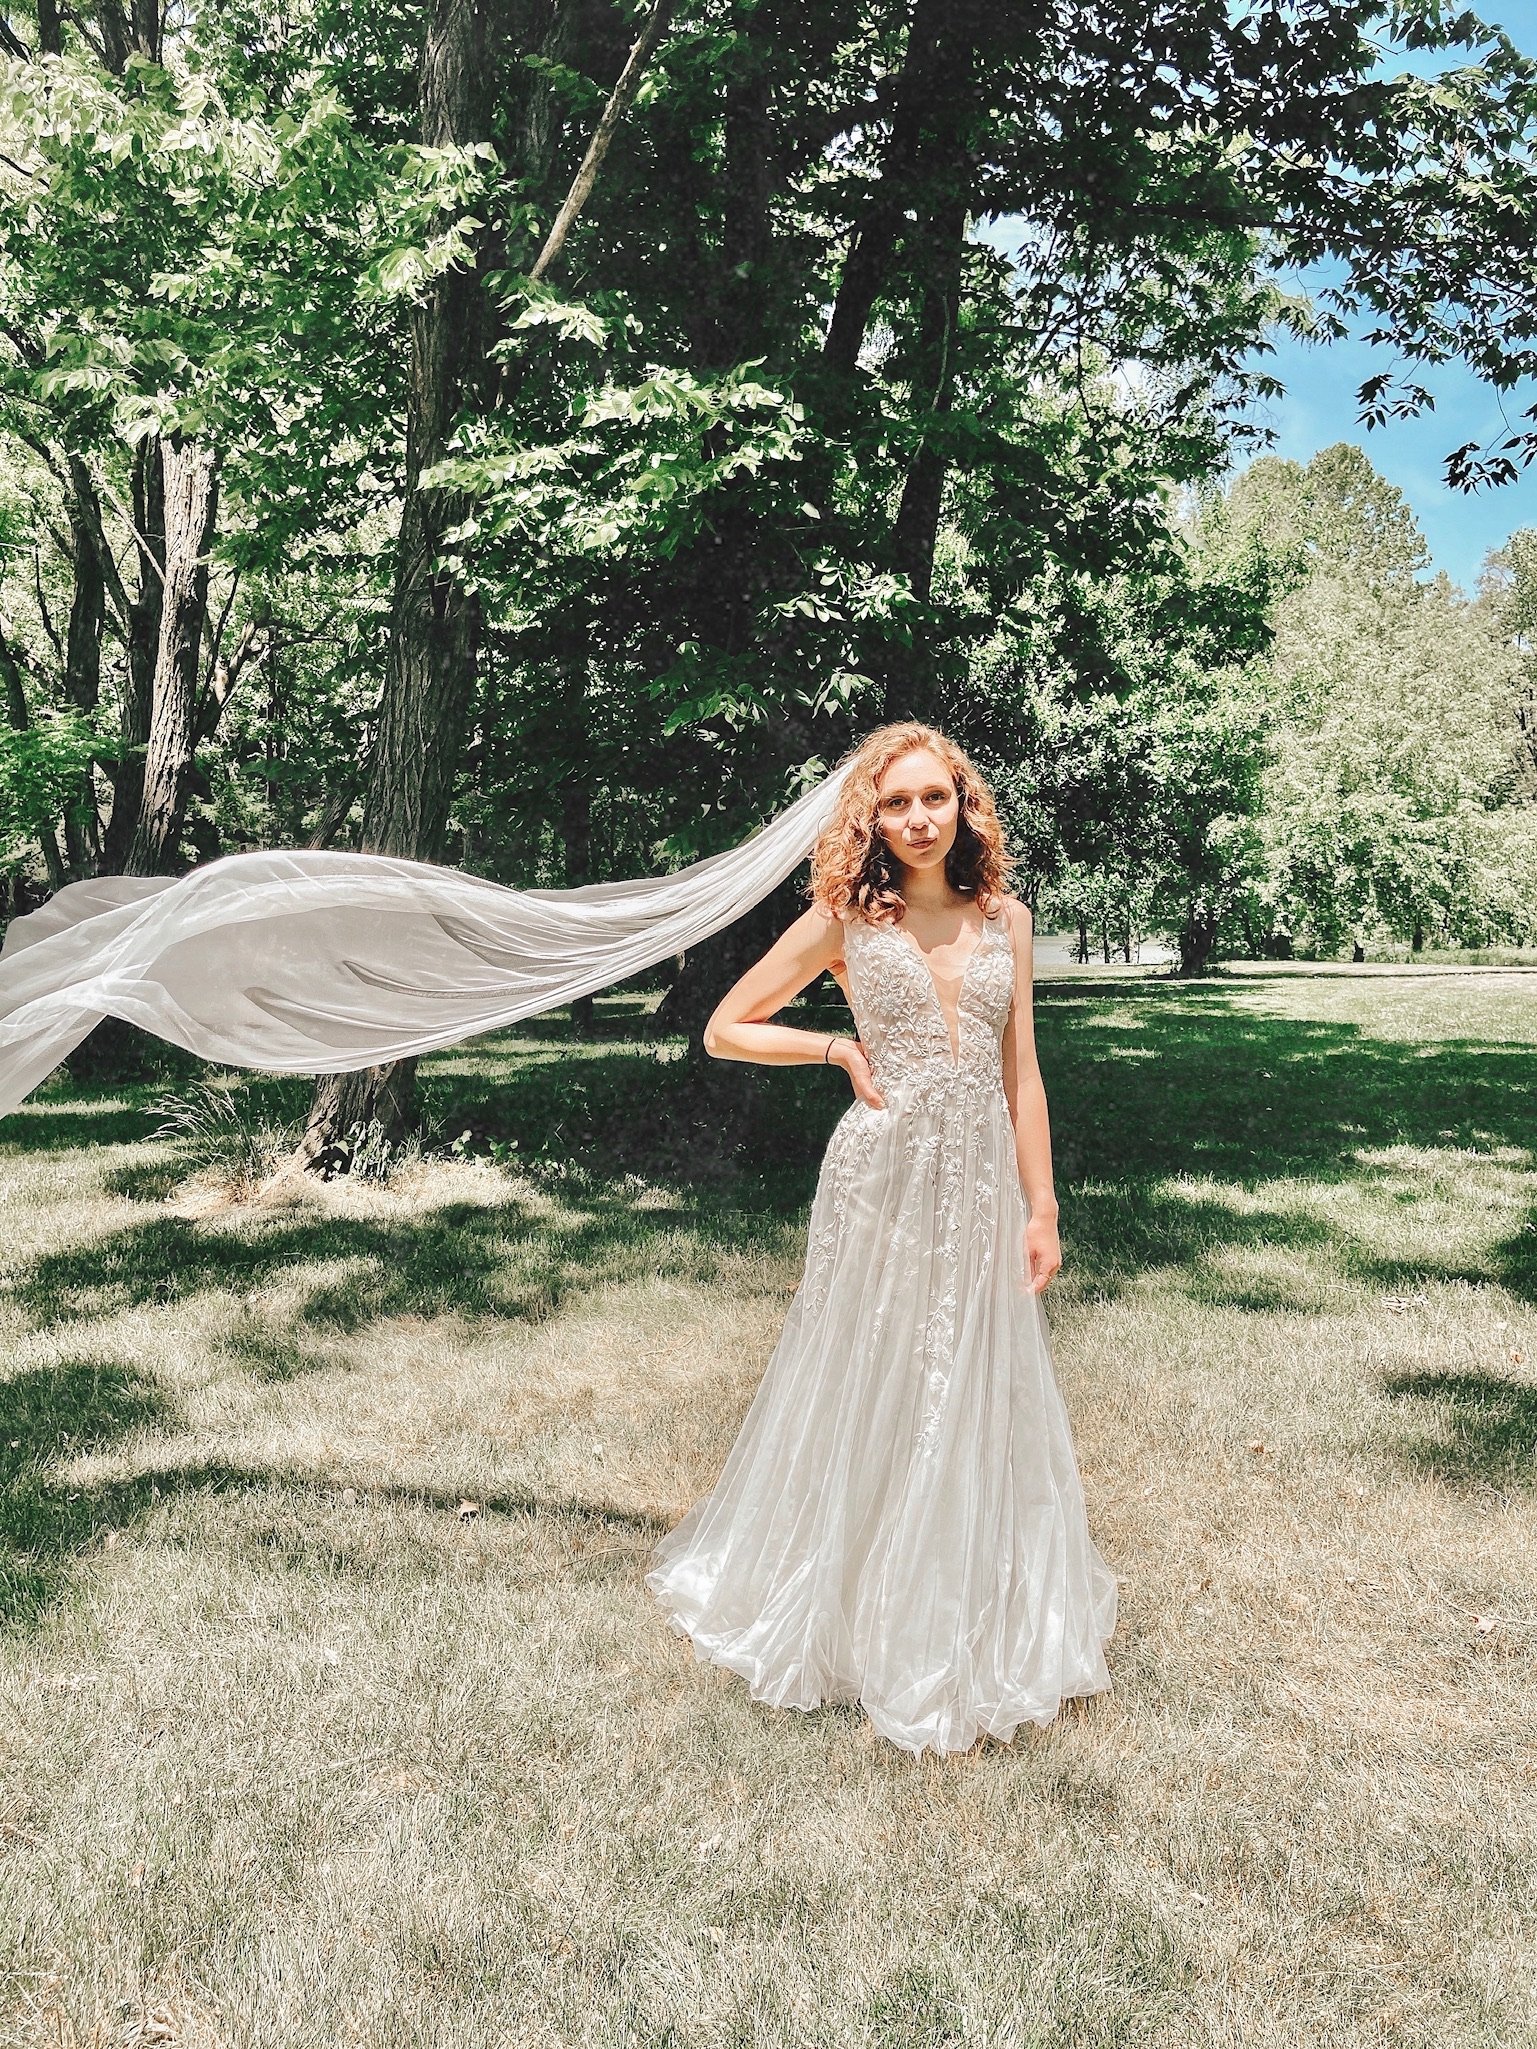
xmin=101 ymin=436 xmax=165 ymax=873
xmin=561 ymin=709 xmax=595 ymax=1039
xmin=821 ymin=0 xmax=951 ymax=381
xmin=301 ymin=0 xmax=499 ymax=1167
xmin=650 ymin=876 xmax=805 ymax=1042
xmin=303 ymin=0 xmax=671 ymax=1170
xmin=0 ymin=625 xmax=65 ymax=890
xmin=1178 ymin=912 xmax=1219 ymax=977
xmin=59 ymin=456 xmax=106 ymax=875
xmin=882 ymin=179 xmax=969 ymax=721
xmin=95 ymin=0 xmax=159 ymax=70
xmin=714 ymin=1 xmax=773 ymax=357
xmin=125 ymin=438 xmax=219 ymax=877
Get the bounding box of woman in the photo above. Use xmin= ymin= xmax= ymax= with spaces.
xmin=646 ymin=722 xmax=1118 ymax=1755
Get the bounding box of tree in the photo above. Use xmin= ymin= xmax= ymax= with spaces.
xmin=0 ymin=4 xmax=440 ymax=886
xmin=2 ymin=0 xmax=1536 ymax=1116
xmin=301 ymin=0 xmax=676 ymax=1163
xmin=1262 ymin=566 xmax=1522 ymax=954
xmin=1481 ymin=528 xmax=1537 ymax=793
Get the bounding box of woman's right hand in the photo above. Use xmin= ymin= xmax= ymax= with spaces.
xmin=830 ymin=1037 xmax=884 ymax=1110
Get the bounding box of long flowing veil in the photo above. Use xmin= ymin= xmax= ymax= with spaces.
xmin=0 ymin=760 xmax=853 ymax=1121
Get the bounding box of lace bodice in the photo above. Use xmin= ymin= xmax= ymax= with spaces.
xmin=840 ymin=906 xmax=1015 ymax=1096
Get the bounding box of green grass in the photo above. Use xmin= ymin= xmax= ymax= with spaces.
xmin=0 ymin=966 xmax=1535 ymax=2048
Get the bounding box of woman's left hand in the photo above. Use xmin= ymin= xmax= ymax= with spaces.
xmin=1024 ymin=1213 xmax=1062 ymax=1294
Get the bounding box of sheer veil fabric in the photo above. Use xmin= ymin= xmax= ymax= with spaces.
xmin=0 ymin=763 xmax=852 ymax=1118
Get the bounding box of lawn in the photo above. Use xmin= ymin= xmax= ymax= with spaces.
xmin=0 ymin=964 xmax=1534 ymax=2049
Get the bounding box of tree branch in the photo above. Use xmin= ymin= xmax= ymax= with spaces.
xmin=91 ymin=471 xmax=166 ymax=588
xmin=528 ymin=0 xmax=678 ymax=284
xmin=31 ymin=547 xmax=62 ymax=665
xmin=194 ymin=615 xmax=260 ymax=744
xmin=200 ymin=564 xmax=240 ymax=697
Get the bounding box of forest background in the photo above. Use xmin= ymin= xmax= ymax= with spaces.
xmin=1 ymin=0 xmax=1536 ymax=1123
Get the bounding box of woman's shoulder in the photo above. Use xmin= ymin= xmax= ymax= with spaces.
xmin=779 ymin=901 xmax=849 ymax=967
xmin=798 ymin=901 xmax=848 ymax=937
xmin=991 ymin=893 xmax=1033 ymax=936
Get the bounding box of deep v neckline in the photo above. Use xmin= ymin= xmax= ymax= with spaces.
xmin=893 ymin=909 xmax=996 ymax=1066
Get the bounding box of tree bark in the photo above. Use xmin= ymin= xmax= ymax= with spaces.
xmin=101 ymin=435 xmax=165 ymax=872
xmin=125 ymin=438 xmax=219 ymax=877
xmin=59 ymin=456 xmax=106 ymax=874
xmin=562 ymin=764 xmax=595 ymax=1039
xmin=301 ymin=0 xmax=502 ymax=1167
xmin=0 ymin=624 xmax=66 ymax=890
xmin=821 ymin=0 xmax=949 ymax=382
xmin=1178 ymin=911 xmax=1219 ymax=977
xmin=882 ymin=178 xmax=969 ymax=720
xmin=94 ymin=0 xmax=158 ymax=70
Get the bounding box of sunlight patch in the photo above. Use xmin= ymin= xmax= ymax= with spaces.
xmin=1153 ymin=1175 xmax=1299 ymax=1216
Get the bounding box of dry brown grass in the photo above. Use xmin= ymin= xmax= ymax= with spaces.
xmin=0 ymin=968 xmax=1534 ymax=2048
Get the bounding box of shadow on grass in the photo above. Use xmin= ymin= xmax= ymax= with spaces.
xmin=0 ymin=1354 xmax=669 ymax=1628
xmin=0 ymin=1356 xmax=191 ymax=1624
xmin=0 ymin=1098 xmax=161 ymax=1155
xmin=433 ymin=984 xmax=1537 ymax=1311
xmin=11 ymin=983 xmax=1534 ymax=1336
xmin=1381 ymin=1369 xmax=1537 ymax=1490
xmin=10 ymin=1184 xmax=792 ymax=1341
xmin=1033 ymin=983 xmax=1537 ymax=1310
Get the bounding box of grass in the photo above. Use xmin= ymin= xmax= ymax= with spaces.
xmin=0 ymin=964 xmax=1535 ymax=2048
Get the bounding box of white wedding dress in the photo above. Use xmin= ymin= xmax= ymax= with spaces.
xmin=646 ymin=905 xmax=1118 ymax=1754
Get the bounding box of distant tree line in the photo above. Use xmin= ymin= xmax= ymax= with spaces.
xmin=1017 ymin=445 xmax=1537 ymax=972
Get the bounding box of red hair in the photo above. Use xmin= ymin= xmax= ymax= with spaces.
xmin=809 ymin=722 xmax=1013 ymax=925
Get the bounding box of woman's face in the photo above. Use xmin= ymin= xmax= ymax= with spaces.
xmin=873 ymin=748 xmax=960 ymax=878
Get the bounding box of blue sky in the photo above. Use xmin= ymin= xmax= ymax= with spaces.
xmin=981 ymin=11 xmax=1537 ymax=593
xmin=1239 ymin=299 xmax=1537 ymax=594
xmin=1239 ymin=8 xmax=1537 ymax=592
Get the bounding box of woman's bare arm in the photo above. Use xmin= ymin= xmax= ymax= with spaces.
xmin=702 ymin=907 xmax=884 ymax=1107
xmin=998 ymin=899 xmax=1061 ymax=1288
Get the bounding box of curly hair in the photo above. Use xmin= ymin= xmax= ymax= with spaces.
xmin=809 ymin=722 xmax=1013 ymax=926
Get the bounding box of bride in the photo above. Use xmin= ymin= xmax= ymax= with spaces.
xmin=646 ymin=721 xmax=1118 ymax=1755
xmin=0 ymin=712 xmax=1115 ymax=1755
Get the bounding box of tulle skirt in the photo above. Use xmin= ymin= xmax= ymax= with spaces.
xmin=646 ymin=1082 xmax=1118 ymax=1755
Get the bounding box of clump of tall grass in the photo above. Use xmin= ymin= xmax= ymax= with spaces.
xmin=148 ymin=1080 xmax=442 ymax=1198
xmin=148 ymin=1079 xmax=301 ymax=1198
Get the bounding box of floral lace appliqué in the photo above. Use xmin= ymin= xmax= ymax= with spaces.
xmin=796 ymin=911 xmax=1019 ymax=1452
